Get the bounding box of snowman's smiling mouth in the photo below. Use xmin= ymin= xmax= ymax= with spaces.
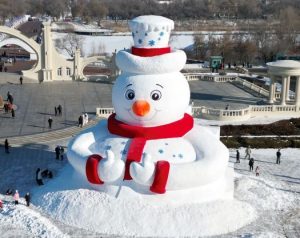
xmin=127 ymin=108 xmax=160 ymax=122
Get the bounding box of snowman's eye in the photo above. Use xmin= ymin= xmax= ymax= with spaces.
xmin=125 ymin=89 xmax=135 ymax=100
xmin=150 ymin=90 xmax=162 ymax=101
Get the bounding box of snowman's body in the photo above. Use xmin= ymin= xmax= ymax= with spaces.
xmin=68 ymin=15 xmax=233 ymax=199
xmin=95 ymin=135 xmax=196 ymax=164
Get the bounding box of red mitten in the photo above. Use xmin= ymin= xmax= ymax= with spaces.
xmin=150 ymin=161 xmax=170 ymax=194
xmin=86 ymin=154 xmax=104 ymax=184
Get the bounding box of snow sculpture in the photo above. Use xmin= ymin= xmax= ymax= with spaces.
xmin=68 ymin=15 xmax=232 ymax=200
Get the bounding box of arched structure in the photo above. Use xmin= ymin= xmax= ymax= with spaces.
xmin=74 ymin=54 xmax=118 ymax=81
xmin=0 ymin=23 xmax=117 ymax=82
xmin=0 ymin=25 xmax=41 ymax=79
xmin=267 ymin=60 xmax=300 ymax=106
xmin=0 ymin=38 xmax=37 ymax=60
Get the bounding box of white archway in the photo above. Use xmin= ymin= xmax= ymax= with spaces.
xmin=0 ymin=37 xmax=37 ymax=60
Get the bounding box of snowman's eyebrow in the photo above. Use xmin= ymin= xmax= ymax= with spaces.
xmin=125 ymin=83 xmax=133 ymax=88
xmin=156 ymin=84 xmax=164 ymax=88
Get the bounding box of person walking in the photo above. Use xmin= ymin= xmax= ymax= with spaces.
xmin=4 ymin=139 xmax=9 ymax=153
xmin=255 ymin=166 xmax=260 ymax=176
xmin=245 ymin=146 xmax=251 ymax=160
xmin=19 ymin=76 xmax=23 ymax=85
xmin=54 ymin=106 xmax=57 ymax=116
xmin=7 ymin=92 xmax=13 ymax=105
xmin=276 ymin=149 xmax=281 ymax=164
xmin=78 ymin=115 xmax=83 ymax=128
xmin=249 ymin=158 xmax=254 ymax=172
xmin=60 ymin=146 xmax=64 ymax=160
xmin=55 ymin=145 xmax=60 ymax=160
xmin=84 ymin=113 xmax=89 ymax=125
xmin=24 ymin=192 xmax=31 ymax=207
xmin=57 ymin=105 xmax=62 ymax=116
xmin=48 ymin=117 xmax=53 ymax=129
xmin=11 ymin=108 xmax=15 ymax=118
xmin=36 ymin=168 xmax=44 ymax=186
xmin=236 ymin=150 xmax=240 ymax=163
xmin=14 ymin=190 xmax=19 ymax=205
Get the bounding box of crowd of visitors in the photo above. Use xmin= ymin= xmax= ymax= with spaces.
xmin=235 ymin=146 xmax=283 ymax=177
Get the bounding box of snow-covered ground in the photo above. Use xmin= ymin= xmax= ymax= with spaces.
xmin=52 ymin=31 xmax=194 ymax=57
xmin=0 ymin=137 xmax=299 ymax=237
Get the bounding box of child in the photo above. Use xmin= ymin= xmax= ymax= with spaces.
xmin=255 ymin=166 xmax=260 ymax=176
xmin=14 ymin=190 xmax=19 ymax=205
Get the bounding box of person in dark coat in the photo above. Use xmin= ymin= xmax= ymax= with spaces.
xmin=36 ymin=168 xmax=43 ymax=185
xmin=48 ymin=117 xmax=53 ymax=129
xmin=4 ymin=103 xmax=8 ymax=113
xmin=249 ymin=158 xmax=254 ymax=171
xmin=24 ymin=192 xmax=30 ymax=206
xmin=78 ymin=115 xmax=83 ymax=128
xmin=7 ymin=92 xmax=13 ymax=104
xmin=11 ymin=108 xmax=15 ymax=118
xmin=4 ymin=139 xmax=9 ymax=153
xmin=60 ymin=146 xmax=64 ymax=160
xmin=54 ymin=106 xmax=57 ymax=116
xmin=236 ymin=150 xmax=240 ymax=163
xmin=276 ymin=149 xmax=281 ymax=164
xmin=55 ymin=145 xmax=60 ymax=160
xmin=19 ymin=76 xmax=23 ymax=85
xmin=57 ymin=105 xmax=62 ymax=116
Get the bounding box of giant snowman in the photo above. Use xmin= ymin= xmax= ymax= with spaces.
xmin=68 ymin=15 xmax=233 ymax=202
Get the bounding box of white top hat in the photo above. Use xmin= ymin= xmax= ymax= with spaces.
xmin=129 ymin=15 xmax=174 ymax=49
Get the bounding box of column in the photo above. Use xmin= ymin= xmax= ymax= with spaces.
xmin=295 ymin=76 xmax=300 ymax=106
xmin=281 ymin=76 xmax=287 ymax=105
xmin=285 ymin=76 xmax=290 ymax=101
xmin=268 ymin=77 xmax=275 ymax=104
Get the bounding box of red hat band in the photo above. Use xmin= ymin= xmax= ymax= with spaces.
xmin=132 ymin=46 xmax=171 ymax=57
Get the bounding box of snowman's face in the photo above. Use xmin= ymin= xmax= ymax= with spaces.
xmin=112 ymin=72 xmax=190 ymax=127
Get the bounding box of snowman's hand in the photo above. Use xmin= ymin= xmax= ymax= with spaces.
xmin=99 ymin=150 xmax=125 ymax=182
xmin=130 ymin=153 xmax=155 ymax=185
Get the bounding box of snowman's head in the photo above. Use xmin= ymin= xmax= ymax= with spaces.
xmin=112 ymin=71 xmax=190 ymax=127
xmin=112 ymin=15 xmax=189 ymax=127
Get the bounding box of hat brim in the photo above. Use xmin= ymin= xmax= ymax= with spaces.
xmin=116 ymin=50 xmax=186 ymax=74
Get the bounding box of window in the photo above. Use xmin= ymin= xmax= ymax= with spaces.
xmin=57 ymin=67 xmax=62 ymax=76
xmin=66 ymin=67 xmax=71 ymax=76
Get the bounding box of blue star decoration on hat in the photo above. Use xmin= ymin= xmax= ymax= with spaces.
xmin=138 ymin=39 xmax=143 ymax=44
xmin=148 ymin=40 xmax=155 ymax=46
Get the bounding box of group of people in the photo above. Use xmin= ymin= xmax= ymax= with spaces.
xmin=35 ymin=168 xmax=53 ymax=186
xmin=54 ymin=105 xmax=62 ymax=116
xmin=78 ymin=113 xmax=89 ymax=127
xmin=236 ymin=146 xmax=283 ymax=177
xmin=55 ymin=145 xmax=65 ymax=160
xmin=48 ymin=105 xmax=63 ymax=129
xmin=1 ymin=189 xmax=31 ymax=208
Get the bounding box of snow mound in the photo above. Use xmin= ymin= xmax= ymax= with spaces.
xmin=31 ymin=166 xmax=256 ymax=237
xmin=0 ymin=202 xmax=66 ymax=238
xmin=34 ymin=189 xmax=256 ymax=237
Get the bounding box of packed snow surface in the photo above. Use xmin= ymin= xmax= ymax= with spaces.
xmin=0 ymin=144 xmax=300 ymax=237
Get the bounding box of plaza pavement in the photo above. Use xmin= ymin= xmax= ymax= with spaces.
xmin=0 ymin=73 xmax=263 ymax=138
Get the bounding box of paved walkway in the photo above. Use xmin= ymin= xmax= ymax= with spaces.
xmin=0 ymin=73 xmax=113 ymax=138
xmin=0 ymin=73 xmax=262 ymax=138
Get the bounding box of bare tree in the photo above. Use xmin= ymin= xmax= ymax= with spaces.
xmin=55 ymin=33 xmax=83 ymax=57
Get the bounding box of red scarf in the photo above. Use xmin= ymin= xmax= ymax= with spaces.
xmin=86 ymin=113 xmax=194 ymax=194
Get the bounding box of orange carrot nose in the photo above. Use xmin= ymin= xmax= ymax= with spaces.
xmin=132 ymin=100 xmax=150 ymax=117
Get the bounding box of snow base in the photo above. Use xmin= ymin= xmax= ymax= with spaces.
xmin=31 ymin=165 xmax=256 ymax=237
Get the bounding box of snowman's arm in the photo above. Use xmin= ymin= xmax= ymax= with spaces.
xmin=166 ymin=125 xmax=229 ymax=190
xmin=67 ymin=120 xmax=109 ymax=177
